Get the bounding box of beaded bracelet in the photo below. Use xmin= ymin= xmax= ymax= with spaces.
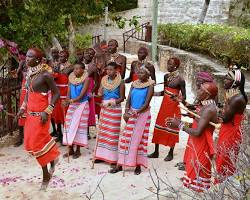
xmin=44 ymin=104 xmax=54 ymax=115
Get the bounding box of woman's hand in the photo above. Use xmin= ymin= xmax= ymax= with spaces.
xmin=123 ymin=112 xmax=132 ymax=122
xmin=40 ymin=112 xmax=49 ymax=124
xmin=17 ymin=109 xmax=25 ymax=118
xmin=62 ymin=99 xmax=71 ymax=107
xmin=165 ymin=117 xmax=181 ymax=129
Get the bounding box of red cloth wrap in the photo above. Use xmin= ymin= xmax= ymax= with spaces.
xmin=51 ymin=73 xmax=68 ymax=124
xmin=152 ymin=87 xmax=181 ymax=147
xmin=24 ymin=92 xmax=60 ymax=167
xmin=215 ymin=114 xmax=243 ymax=182
xmin=183 ymin=120 xmax=215 ymax=192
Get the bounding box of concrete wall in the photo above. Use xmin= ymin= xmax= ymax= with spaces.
xmin=158 ymin=0 xmax=231 ymax=24
xmin=78 ymin=0 xmax=231 ymax=48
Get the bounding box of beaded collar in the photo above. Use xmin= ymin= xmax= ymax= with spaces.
xmin=135 ymin=59 xmax=148 ymax=73
xmin=25 ymin=64 xmax=52 ymax=90
xmin=110 ymin=52 xmax=120 ymax=62
xmin=69 ymin=71 xmax=88 ymax=85
xmin=132 ymin=78 xmax=155 ymax=89
xmin=168 ymin=70 xmax=179 ymax=83
xmin=26 ymin=64 xmax=52 ymax=79
xmin=101 ymin=73 xmax=122 ymax=90
xmin=225 ymin=88 xmax=240 ymax=101
xmin=201 ymin=99 xmax=216 ymax=106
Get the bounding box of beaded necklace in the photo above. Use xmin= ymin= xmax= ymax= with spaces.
xmin=69 ymin=71 xmax=88 ymax=85
xmin=101 ymin=73 xmax=122 ymax=90
xmin=110 ymin=52 xmax=120 ymax=62
xmin=132 ymin=78 xmax=155 ymax=89
xmin=225 ymin=88 xmax=240 ymax=101
xmin=167 ymin=70 xmax=180 ymax=83
xmin=201 ymin=99 xmax=216 ymax=106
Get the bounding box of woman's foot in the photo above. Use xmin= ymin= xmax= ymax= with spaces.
xmin=175 ymin=162 xmax=184 ymax=167
xmin=134 ymin=166 xmax=141 ymax=175
xmin=148 ymin=151 xmax=159 ymax=158
xmin=40 ymin=173 xmax=52 ymax=191
xmin=50 ymin=130 xmax=58 ymax=137
xmin=94 ymin=159 xmax=105 ymax=163
xmin=109 ymin=166 xmax=122 ymax=174
xmin=72 ymin=151 xmax=81 ymax=159
xmin=63 ymin=149 xmax=74 ymax=158
xmin=164 ymin=153 xmax=173 ymax=161
xmin=49 ymin=158 xmax=59 ymax=174
xmin=178 ymin=164 xmax=185 ymax=171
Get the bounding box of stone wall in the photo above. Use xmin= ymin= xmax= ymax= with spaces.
xmin=125 ymin=40 xmax=250 ymax=104
xmin=158 ymin=0 xmax=231 ymax=24
xmin=228 ymin=0 xmax=250 ymax=28
xmin=78 ymin=0 xmax=232 ymax=49
xmin=126 ymin=39 xmax=250 ymax=123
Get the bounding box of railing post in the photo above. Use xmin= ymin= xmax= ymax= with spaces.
xmin=152 ymin=0 xmax=158 ymax=63
xmin=123 ymin=34 xmax=126 ymax=53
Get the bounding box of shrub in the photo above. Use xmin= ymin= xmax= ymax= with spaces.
xmin=73 ymin=33 xmax=92 ymax=50
xmin=158 ymin=23 xmax=250 ymax=69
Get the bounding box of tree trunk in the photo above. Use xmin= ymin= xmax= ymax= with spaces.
xmin=68 ymin=15 xmax=75 ymax=57
xmin=198 ymin=0 xmax=210 ymax=24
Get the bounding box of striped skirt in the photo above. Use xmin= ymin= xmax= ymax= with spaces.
xmin=117 ymin=109 xmax=151 ymax=168
xmin=63 ymin=102 xmax=89 ymax=147
xmin=94 ymin=104 xmax=122 ymax=163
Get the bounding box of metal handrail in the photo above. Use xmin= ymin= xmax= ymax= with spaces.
xmin=92 ymin=35 xmax=102 ymax=45
xmin=123 ymin=22 xmax=150 ymax=52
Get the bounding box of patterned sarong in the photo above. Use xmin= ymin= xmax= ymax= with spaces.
xmin=24 ymin=92 xmax=60 ymax=167
xmin=183 ymin=121 xmax=215 ymax=192
xmin=152 ymin=87 xmax=181 ymax=147
xmin=117 ymin=109 xmax=151 ymax=168
xmin=88 ymin=77 xmax=96 ymax=126
xmin=94 ymin=103 xmax=122 ymax=163
xmin=63 ymin=102 xmax=89 ymax=146
xmin=215 ymin=114 xmax=243 ymax=183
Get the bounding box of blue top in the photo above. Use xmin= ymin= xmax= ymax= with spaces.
xmin=131 ymin=87 xmax=149 ymax=109
xmin=70 ymin=83 xmax=89 ymax=103
xmin=103 ymin=86 xmax=120 ymax=100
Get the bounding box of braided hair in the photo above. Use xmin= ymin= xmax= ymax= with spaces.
xmin=228 ymin=70 xmax=248 ymax=103
xmin=239 ymin=71 xmax=248 ymax=103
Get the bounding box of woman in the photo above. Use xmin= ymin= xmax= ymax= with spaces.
xmin=17 ymin=48 xmax=60 ymax=190
xmin=51 ymin=50 xmax=73 ymax=143
xmin=93 ymin=62 xmax=125 ymax=164
xmin=166 ymin=82 xmax=218 ymax=192
xmin=216 ymin=70 xmax=247 ymax=182
xmin=149 ymin=57 xmax=186 ymax=161
xmin=125 ymin=47 xmax=156 ymax=83
xmin=110 ymin=68 xmax=154 ymax=175
xmin=63 ymin=63 xmax=90 ymax=159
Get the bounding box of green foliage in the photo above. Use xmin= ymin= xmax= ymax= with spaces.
xmin=229 ymin=0 xmax=250 ymax=29
xmin=73 ymin=33 xmax=92 ymax=50
xmin=158 ymin=23 xmax=250 ymax=69
xmin=0 ymin=0 xmax=138 ymax=51
xmin=111 ymin=15 xmax=141 ymax=30
xmin=108 ymin=0 xmax=137 ymax=12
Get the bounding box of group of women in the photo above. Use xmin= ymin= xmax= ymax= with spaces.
xmin=17 ymin=40 xmax=247 ymax=192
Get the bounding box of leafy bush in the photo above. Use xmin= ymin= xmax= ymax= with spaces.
xmin=158 ymin=23 xmax=250 ymax=69
xmin=73 ymin=33 xmax=92 ymax=50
